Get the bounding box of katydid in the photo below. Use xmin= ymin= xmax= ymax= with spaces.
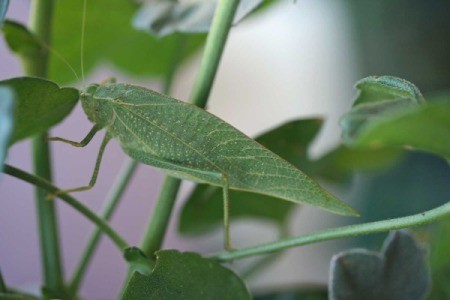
xmin=49 ymin=80 xmax=358 ymax=249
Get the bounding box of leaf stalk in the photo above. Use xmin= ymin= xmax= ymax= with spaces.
xmin=210 ymin=201 xmax=450 ymax=261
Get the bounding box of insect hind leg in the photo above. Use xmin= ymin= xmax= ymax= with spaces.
xmin=47 ymin=133 xmax=111 ymax=199
xmin=221 ymin=175 xmax=234 ymax=252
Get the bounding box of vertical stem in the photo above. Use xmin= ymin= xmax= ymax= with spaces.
xmin=24 ymin=0 xmax=65 ymax=295
xmin=140 ymin=178 xmax=182 ymax=257
xmin=189 ymin=0 xmax=240 ymax=108
xmin=68 ymin=158 xmax=139 ymax=296
xmin=0 ymin=268 xmax=6 ymax=293
xmin=138 ymin=0 xmax=240 ymax=259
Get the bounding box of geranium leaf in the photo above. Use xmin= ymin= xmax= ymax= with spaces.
xmin=122 ymin=250 xmax=251 ymax=300
xmin=0 ymin=77 xmax=79 ymax=145
xmin=329 ymin=231 xmax=430 ymax=300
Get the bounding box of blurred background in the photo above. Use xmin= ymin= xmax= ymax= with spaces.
xmin=1 ymin=0 xmax=449 ymax=299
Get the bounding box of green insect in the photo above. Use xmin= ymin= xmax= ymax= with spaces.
xmin=49 ymin=79 xmax=358 ymax=250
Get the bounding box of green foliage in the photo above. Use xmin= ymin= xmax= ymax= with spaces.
xmin=329 ymin=231 xmax=430 ymax=300
xmin=352 ymin=76 xmax=424 ymax=107
xmin=0 ymin=0 xmax=8 ymax=26
xmin=0 ymin=77 xmax=78 ymax=145
xmin=122 ymin=250 xmax=251 ymax=300
xmin=134 ymin=0 xmax=265 ymax=37
xmin=353 ymin=100 xmax=450 ymax=160
xmin=1 ymin=20 xmax=41 ymax=65
xmin=83 ymin=83 xmax=358 ymax=217
xmin=50 ymin=0 xmax=205 ymax=84
xmin=0 ymin=87 xmax=14 ymax=172
xmin=341 ymin=75 xmax=450 ymax=160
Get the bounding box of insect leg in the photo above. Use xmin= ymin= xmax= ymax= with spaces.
xmin=48 ymin=133 xmax=111 ymax=198
xmin=221 ymin=176 xmax=234 ymax=252
xmin=47 ymin=125 xmax=99 ymax=147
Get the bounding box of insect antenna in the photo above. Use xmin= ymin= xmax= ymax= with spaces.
xmin=80 ymin=0 xmax=87 ymax=87
xmin=39 ymin=41 xmax=80 ymax=83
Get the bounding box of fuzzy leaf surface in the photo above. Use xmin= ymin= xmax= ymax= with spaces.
xmin=0 ymin=86 xmax=14 ymax=172
xmin=341 ymin=76 xmax=449 ymax=159
xmin=134 ymin=0 xmax=265 ymax=37
xmin=0 ymin=77 xmax=79 ymax=145
xmin=122 ymin=250 xmax=250 ymax=300
xmin=50 ymin=0 xmax=205 ymax=84
xmin=329 ymin=231 xmax=430 ymax=300
xmin=352 ymin=76 xmax=424 ymax=107
xmin=341 ymin=76 xmax=424 ymax=143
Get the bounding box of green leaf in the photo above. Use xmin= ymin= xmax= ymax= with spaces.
xmin=50 ymin=0 xmax=205 ymax=84
xmin=341 ymin=98 xmax=421 ymax=144
xmin=428 ymin=220 xmax=450 ymax=300
xmin=0 ymin=86 xmax=14 ymax=172
xmin=0 ymin=0 xmax=8 ymax=26
xmin=341 ymin=76 xmax=424 ymax=143
xmin=353 ymin=99 xmax=450 ymax=160
xmin=0 ymin=77 xmax=79 ymax=145
xmin=178 ymin=119 xmax=325 ymax=235
xmin=134 ymin=0 xmax=265 ymax=37
xmin=341 ymin=76 xmax=450 ymax=160
xmin=352 ymin=76 xmax=424 ymax=107
xmin=330 ymin=231 xmax=430 ymax=300
xmin=122 ymin=250 xmax=251 ymax=300
xmin=1 ymin=20 xmax=41 ymax=62
xmin=254 ymin=287 xmax=327 ymax=300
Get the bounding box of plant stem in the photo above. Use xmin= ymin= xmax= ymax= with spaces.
xmin=68 ymin=158 xmax=138 ymax=295
xmin=3 ymin=164 xmax=129 ymax=252
xmin=0 ymin=268 xmax=6 ymax=293
xmin=138 ymin=0 xmax=240 ymax=261
xmin=23 ymin=0 xmax=65 ymax=295
xmin=140 ymin=178 xmax=182 ymax=257
xmin=189 ymin=0 xmax=240 ymax=108
xmin=210 ymin=201 xmax=450 ymax=261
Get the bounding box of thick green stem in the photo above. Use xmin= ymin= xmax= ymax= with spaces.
xmin=189 ymin=0 xmax=240 ymax=108
xmin=138 ymin=0 xmax=240 ymax=261
xmin=140 ymin=178 xmax=182 ymax=257
xmin=68 ymin=158 xmax=138 ymax=295
xmin=23 ymin=0 xmax=65 ymax=295
xmin=210 ymin=201 xmax=450 ymax=261
xmin=3 ymin=165 xmax=129 ymax=252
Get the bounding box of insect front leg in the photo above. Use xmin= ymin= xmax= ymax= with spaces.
xmin=47 ymin=125 xmax=99 ymax=147
xmin=48 ymin=133 xmax=111 ymax=199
